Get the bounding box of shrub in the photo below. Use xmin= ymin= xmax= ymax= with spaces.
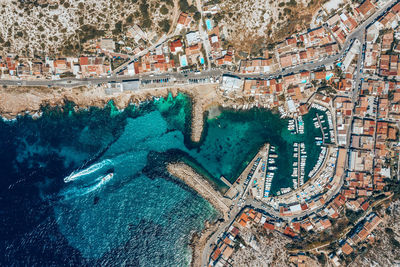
xmin=287 ymin=0 xmax=297 ymax=7
xmin=142 ymin=18 xmax=152 ymax=29
xmin=193 ymin=11 xmax=201 ymax=21
xmin=160 ymin=5 xmax=169 ymax=15
xmin=159 ymin=19 xmax=171 ymax=33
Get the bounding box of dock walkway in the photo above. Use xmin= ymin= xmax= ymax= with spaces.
xmin=316 ymin=113 xmax=326 ymax=144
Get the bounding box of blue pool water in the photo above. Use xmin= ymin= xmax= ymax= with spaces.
xmin=206 ymin=19 xmax=212 ymax=31
xmin=180 ymin=55 xmax=188 ymax=67
xmin=326 ymin=73 xmax=333 ymax=80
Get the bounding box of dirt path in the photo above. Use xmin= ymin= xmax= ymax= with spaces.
xmin=168 ymin=0 xmax=180 ymax=35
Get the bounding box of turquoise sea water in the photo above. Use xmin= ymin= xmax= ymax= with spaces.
xmin=0 ymin=93 xmax=323 ymax=265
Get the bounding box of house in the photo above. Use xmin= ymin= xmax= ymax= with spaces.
xmin=170 ymin=39 xmax=183 ymax=54
xmin=381 ymin=32 xmax=393 ymax=51
xmin=177 ymin=12 xmax=192 ymax=31
xmin=186 ymin=31 xmax=201 ymax=46
xmin=79 ymin=57 xmax=111 ymax=77
xmin=99 ymin=38 xmax=115 ymax=52
xmin=356 ymin=0 xmax=375 ymax=19
xmin=127 ymin=25 xmax=148 ymax=43
xmin=53 ymin=59 xmax=72 ymax=74
xmin=341 ymin=242 xmax=354 ymax=255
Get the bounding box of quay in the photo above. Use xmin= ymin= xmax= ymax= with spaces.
xmin=316 ymin=113 xmax=326 ymax=144
xmin=225 ymin=143 xmax=270 ymax=202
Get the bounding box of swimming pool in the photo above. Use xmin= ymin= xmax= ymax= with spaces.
xmin=325 ymin=73 xmax=333 ymax=81
xmin=180 ymin=55 xmax=187 ymax=67
xmin=206 ymin=19 xmax=212 ymax=31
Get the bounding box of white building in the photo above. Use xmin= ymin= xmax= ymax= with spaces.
xmin=186 ymin=31 xmax=201 ymax=46
xmin=220 ymin=75 xmax=244 ymax=92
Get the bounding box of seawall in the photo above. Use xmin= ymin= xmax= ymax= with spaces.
xmin=167 ymin=162 xmax=231 ymax=217
xmin=167 ymin=162 xmax=232 ymax=267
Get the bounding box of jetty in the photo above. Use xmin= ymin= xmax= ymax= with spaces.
xmin=263 ymin=145 xmax=276 ymax=198
xmin=220 ymin=176 xmax=233 ymax=187
xmin=316 ymin=114 xmax=326 ymax=144
xmin=167 ymin=163 xmax=231 ymax=218
xmin=225 ymin=144 xmax=270 ymax=202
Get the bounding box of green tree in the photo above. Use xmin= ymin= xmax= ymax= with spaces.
xmin=126 ymin=14 xmax=134 ymax=24
xmin=113 ymin=21 xmax=123 ymax=35
xmin=160 ymin=5 xmax=169 ymax=15
xmin=193 ymin=11 xmax=201 ymax=21
xmin=159 ymin=19 xmax=171 ymax=33
xmin=142 ymin=18 xmax=152 ymax=29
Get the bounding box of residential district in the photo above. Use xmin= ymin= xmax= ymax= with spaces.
xmin=2 ymin=0 xmax=400 ymax=266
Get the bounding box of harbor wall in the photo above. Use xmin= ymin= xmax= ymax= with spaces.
xmin=167 ymin=162 xmax=231 ymax=217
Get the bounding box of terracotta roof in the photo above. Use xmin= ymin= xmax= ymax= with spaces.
xmin=356 ymin=0 xmax=375 ymax=16
xmin=263 ymin=222 xmax=275 ymax=230
xmin=341 ymin=242 xmax=353 ymax=255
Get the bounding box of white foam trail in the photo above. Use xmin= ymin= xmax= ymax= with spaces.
xmin=64 ymin=159 xmax=112 ymax=183
xmin=61 ymin=173 xmax=114 ymax=200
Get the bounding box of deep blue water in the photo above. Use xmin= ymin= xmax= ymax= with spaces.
xmin=0 ymin=96 xmax=218 ymax=266
xmin=0 ymin=93 xmax=322 ymax=266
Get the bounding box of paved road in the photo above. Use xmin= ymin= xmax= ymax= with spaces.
xmin=2 ymin=2 xmax=398 ymax=265
xmin=1 ymin=0 xmax=396 ymax=89
xmin=200 ymin=3 xmax=399 ymax=264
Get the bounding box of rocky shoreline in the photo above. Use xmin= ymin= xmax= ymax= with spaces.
xmin=0 ymin=84 xmax=225 ymax=142
xmin=0 ymin=84 xmax=260 ymax=141
xmin=167 ymin=162 xmax=232 ymax=267
xmin=0 ymin=84 xmax=254 ymax=266
xmin=188 ymin=219 xmax=225 ymax=267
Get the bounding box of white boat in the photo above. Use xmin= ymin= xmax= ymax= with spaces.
xmin=99 ymin=173 xmax=114 ymax=184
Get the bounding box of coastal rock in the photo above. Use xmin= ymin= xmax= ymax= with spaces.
xmin=0 ymin=84 xmax=226 ymax=144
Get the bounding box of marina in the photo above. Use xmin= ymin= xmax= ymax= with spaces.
xmin=291 ymin=142 xmax=307 ymax=190
xmin=311 ymin=103 xmax=334 ymax=143
xmin=308 ymin=146 xmax=327 ymax=178
xmin=287 ymin=116 xmax=304 ymax=135
xmin=219 ymin=106 xmax=332 ymax=199
xmin=263 ymin=145 xmax=278 ymax=198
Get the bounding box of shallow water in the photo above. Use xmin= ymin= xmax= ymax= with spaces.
xmin=0 ymin=93 xmax=323 ymax=265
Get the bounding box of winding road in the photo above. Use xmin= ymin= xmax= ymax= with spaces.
xmin=0 ymin=1 xmax=398 ymax=266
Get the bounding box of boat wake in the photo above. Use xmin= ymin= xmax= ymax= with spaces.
xmin=64 ymin=159 xmax=112 ymax=183
xmin=61 ymin=173 xmax=114 ymax=200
